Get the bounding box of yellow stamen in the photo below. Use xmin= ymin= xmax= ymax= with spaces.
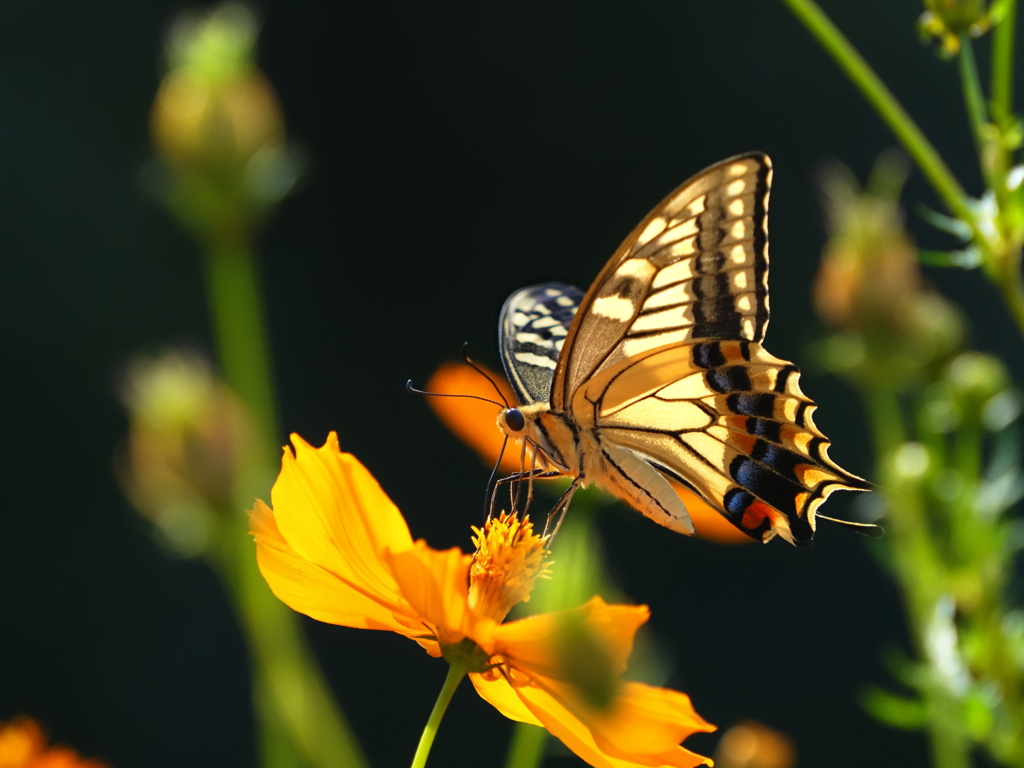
xmin=468 ymin=513 xmax=551 ymax=622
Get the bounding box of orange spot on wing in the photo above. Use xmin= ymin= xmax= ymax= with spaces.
xmin=740 ymin=500 xmax=783 ymax=532
xmin=731 ymin=432 xmax=757 ymax=455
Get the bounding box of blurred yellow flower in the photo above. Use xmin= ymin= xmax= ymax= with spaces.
xmin=0 ymin=717 xmax=107 ymax=768
xmin=427 ymin=360 xmax=751 ymax=544
xmin=251 ymin=433 xmax=714 ymax=767
xmin=714 ymin=720 xmax=795 ymax=768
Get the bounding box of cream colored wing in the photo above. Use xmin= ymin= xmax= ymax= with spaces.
xmin=551 ymin=153 xmax=771 ymax=410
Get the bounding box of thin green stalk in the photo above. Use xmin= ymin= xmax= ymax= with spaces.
xmin=504 ymin=723 xmax=547 ymax=768
xmin=201 ymin=230 xmax=369 ymax=768
xmin=991 ymin=0 xmax=1018 ymax=124
xmin=864 ymin=389 xmax=972 ymax=768
xmin=957 ymin=35 xmax=988 ymax=160
xmin=212 ymin=511 xmax=370 ymax=768
xmin=411 ymin=664 xmax=467 ymax=768
xmin=994 ymin=250 xmax=1024 ymax=333
xmin=780 ymin=0 xmax=975 ymax=230
xmin=202 ymin=230 xmax=279 ymax=442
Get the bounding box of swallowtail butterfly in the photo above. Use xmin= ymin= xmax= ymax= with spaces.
xmin=497 ymin=153 xmax=867 ymax=545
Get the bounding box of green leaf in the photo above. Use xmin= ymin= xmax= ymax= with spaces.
xmin=862 ymin=685 xmax=928 ymax=729
xmin=919 ymin=247 xmax=983 ymax=268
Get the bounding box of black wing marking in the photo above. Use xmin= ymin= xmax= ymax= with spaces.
xmin=499 ymin=282 xmax=584 ymax=405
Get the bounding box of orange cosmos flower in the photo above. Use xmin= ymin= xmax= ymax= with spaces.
xmin=251 ymin=433 xmax=714 ymax=767
xmin=0 ymin=717 xmax=107 ymax=768
xmin=427 ymin=361 xmax=751 ymax=544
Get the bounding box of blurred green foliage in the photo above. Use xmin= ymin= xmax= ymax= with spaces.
xmin=794 ymin=1 xmax=1024 ymax=765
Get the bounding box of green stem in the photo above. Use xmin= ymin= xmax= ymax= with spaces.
xmin=504 ymin=723 xmax=547 ymax=768
xmin=411 ymin=664 xmax=467 ymax=768
xmin=991 ymin=0 xmax=1017 ymax=125
xmin=779 ymin=0 xmax=975 ymax=230
xmin=201 ymin=229 xmax=369 ymax=768
xmin=863 ymin=387 xmax=972 ymax=768
xmin=957 ymin=36 xmax=988 ymax=161
xmin=212 ymin=512 xmax=370 ymax=768
xmin=202 ymin=229 xmax=279 ymax=443
xmin=994 ymin=248 xmax=1024 ymax=334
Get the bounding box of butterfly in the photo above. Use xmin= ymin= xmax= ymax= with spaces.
xmin=496 ymin=152 xmax=868 ymax=546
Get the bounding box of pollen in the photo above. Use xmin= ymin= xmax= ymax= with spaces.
xmin=469 ymin=513 xmax=551 ymax=622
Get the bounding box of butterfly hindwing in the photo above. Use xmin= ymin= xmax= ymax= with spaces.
xmin=573 ymin=339 xmax=866 ymax=544
xmin=499 ymin=282 xmax=583 ymax=405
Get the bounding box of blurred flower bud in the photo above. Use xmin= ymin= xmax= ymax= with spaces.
xmin=118 ymin=350 xmax=254 ymax=556
xmin=149 ymin=3 xmax=300 ymax=235
xmin=714 ymin=721 xmax=795 ymax=768
xmin=943 ymin=352 xmax=1022 ymax=432
xmin=919 ymin=0 xmax=992 ymax=56
xmin=814 ymin=156 xmax=964 ymax=385
xmin=815 ymin=158 xmax=920 ymax=333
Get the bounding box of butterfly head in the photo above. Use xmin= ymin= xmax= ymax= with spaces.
xmin=498 ymin=407 xmax=526 ymax=435
xmin=496 ymin=403 xmax=572 ymax=476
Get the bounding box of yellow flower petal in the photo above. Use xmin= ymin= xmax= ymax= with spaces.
xmin=269 ymin=433 xmax=413 ymax=598
xmin=580 ymin=682 xmax=714 ymax=760
xmin=383 ymin=541 xmax=482 ymax=648
xmin=469 ymin=672 xmax=544 ymax=727
xmin=252 ymin=499 xmax=417 ymax=634
xmin=472 ymin=673 xmax=712 ymax=768
xmin=489 ymin=598 xmax=647 ymax=675
xmin=0 ymin=717 xmax=108 ymax=768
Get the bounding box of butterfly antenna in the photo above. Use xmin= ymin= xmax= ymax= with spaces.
xmin=405 ymin=379 xmax=505 ymax=409
xmin=817 ymin=514 xmax=884 ymax=538
xmin=461 ymin=343 xmax=509 ymax=408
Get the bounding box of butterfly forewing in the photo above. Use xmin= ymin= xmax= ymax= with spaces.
xmin=553 ymin=153 xmax=771 ymax=409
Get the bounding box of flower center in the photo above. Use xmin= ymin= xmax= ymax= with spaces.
xmin=468 ymin=513 xmax=551 ymax=622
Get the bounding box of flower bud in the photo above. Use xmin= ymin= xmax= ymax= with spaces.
xmin=149 ymin=3 xmax=297 ymax=234
xmin=814 ymin=158 xmax=965 ymax=386
xmin=118 ymin=350 xmax=254 ymax=556
xmin=919 ymin=0 xmax=992 ymax=56
xmin=814 ymin=161 xmax=921 ymax=334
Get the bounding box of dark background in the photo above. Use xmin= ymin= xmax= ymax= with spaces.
xmin=1 ymin=1 xmax=1018 ymax=766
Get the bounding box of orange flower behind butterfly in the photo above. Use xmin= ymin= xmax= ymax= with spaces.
xmin=0 ymin=717 xmax=108 ymax=768
xmin=251 ymin=433 xmax=714 ymax=767
xmin=427 ymin=360 xmax=751 ymax=544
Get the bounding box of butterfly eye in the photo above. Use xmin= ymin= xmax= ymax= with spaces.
xmin=503 ymin=408 xmax=525 ymax=433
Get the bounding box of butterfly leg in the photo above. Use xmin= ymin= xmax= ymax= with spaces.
xmin=544 ymin=477 xmax=582 ymax=539
xmin=489 ymin=469 xmax=563 ymax=521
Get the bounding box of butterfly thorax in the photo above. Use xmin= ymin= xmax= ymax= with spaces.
xmin=496 ymin=402 xmax=698 ymax=535
xmin=497 ymin=403 xmax=578 ymax=476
